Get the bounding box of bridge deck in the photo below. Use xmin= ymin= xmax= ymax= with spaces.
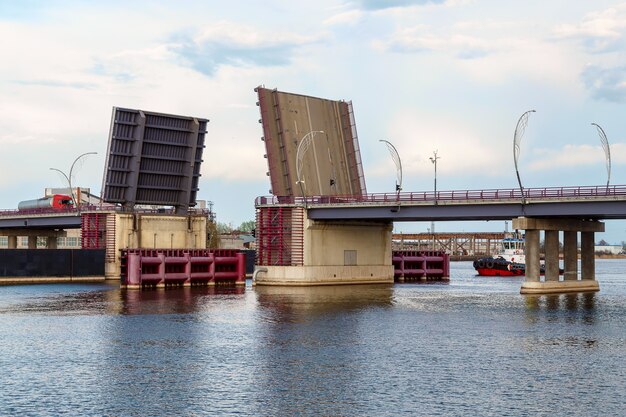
xmin=255 ymin=185 xmax=626 ymax=221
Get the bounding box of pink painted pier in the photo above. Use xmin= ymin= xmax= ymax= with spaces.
xmin=392 ymin=250 xmax=450 ymax=282
xmin=121 ymin=249 xmax=246 ymax=289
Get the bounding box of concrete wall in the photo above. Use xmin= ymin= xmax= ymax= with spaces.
xmin=306 ymin=219 xmax=392 ymax=266
xmin=258 ymin=265 xmax=393 ymax=286
xmin=255 ymin=217 xmax=394 ymax=286
xmin=106 ymin=213 xmax=208 ymax=280
xmin=115 ymin=213 xmax=207 ymax=250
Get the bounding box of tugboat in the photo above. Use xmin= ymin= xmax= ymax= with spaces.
xmin=473 ymin=232 xmax=553 ymax=276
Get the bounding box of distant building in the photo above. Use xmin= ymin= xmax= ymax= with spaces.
xmin=219 ymin=234 xmax=255 ymax=250
xmin=594 ymin=244 xmax=623 ymax=255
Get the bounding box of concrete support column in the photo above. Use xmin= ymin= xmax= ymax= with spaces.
xmin=581 ymin=232 xmax=595 ymax=281
xmin=7 ymin=235 xmax=18 ymax=249
xmin=46 ymin=236 xmax=58 ymax=249
xmin=525 ymin=229 xmax=541 ymax=282
xmin=563 ymin=231 xmax=578 ymax=281
xmin=544 ymin=230 xmax=560 ymax=282
xmin=514 ymin=217 xmax=601 ymax=294
xmin=27 ymin=236 xmax=37 ymax=249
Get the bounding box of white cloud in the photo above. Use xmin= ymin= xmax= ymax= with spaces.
xmin=367 ymin=109 xmax=507 ymax=181
xmin=191 ymin=21 xmax=320 ymax=47
xmin=169 ymin=21 xmax=327 ymax=75
xmin=376 ymin=28 xmax=494 ymax=59
xmin=552 ymin=5 xmax=626 ymax=53
xmin=323 ymin=10 xmax=364 ymax=26
xmin=528 ymin=143 xmax=626 ymax=172
xmin=581 ymin=64 xmax=626 ymax=102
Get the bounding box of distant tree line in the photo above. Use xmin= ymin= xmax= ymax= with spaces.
xmin=215 ymin=220 xmax=255 ymax=234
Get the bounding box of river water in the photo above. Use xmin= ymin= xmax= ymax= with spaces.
xmin=0 ymin=260 xmax=624 ymax=416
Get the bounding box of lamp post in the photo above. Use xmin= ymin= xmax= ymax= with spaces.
xmin=295 ymin=131 xmax=325 ymax=208
xmin=429 ymin=150 xmax=440 ymax=234
xmin=50 ymin=151 xmax=97 ymax=209
xmin=429 ymin=150 xmax=440 ymax=204
xmin=379 ymin=140 xmax=403 ymax=200
xmin=513 ymin=110 xmax=536 ymax=205
xmin=591 ymin=123 xmax=611 ymax=191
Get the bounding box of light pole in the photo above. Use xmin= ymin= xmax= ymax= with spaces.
xmin=429 ymin=150 xmax=440 ymax=234
xmin=591 ymin=123 xmax=611 ymax=191
xmin=429 ymin=150 xmax=440 ymax=204
xmin=295 ymin=131 xmax=325 ymax=208
xmin=513 ymin=110 xmax=536 ymax=205
xmin=379 ymin=140 xmax=403 ymax=199
xmin=50 ymin=151 xmax=97 ymax=209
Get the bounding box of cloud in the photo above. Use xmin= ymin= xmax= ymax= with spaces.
xmin=528 ymin=143 xmax=626 ymax=172
xmin=366 ymin=109 xmax=507 ymax=185
xmin=581 ymin=65 xmax=626 ymax=102
xmin=170 ymin=21 xmax=324 ymax=76
xmin=323 ymin=10 xmax=364 ymax=26
xmin=358 ymin=0 xmax=445 ymax=10
xmin=10 ymin=79 xmax=97 ymax=89
xmin=552 ymin=5 xmax=626 ymax=53
xmin=375 ymin=28 xmax=493 ymax=59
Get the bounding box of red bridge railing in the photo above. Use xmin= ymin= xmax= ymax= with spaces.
xmin=0 ymin=205 xmax=214 ymax=218
xmin=255 ymin=184 xmax=626 ymax=206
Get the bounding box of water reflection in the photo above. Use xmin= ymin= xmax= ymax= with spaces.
xmin=254 ymin=284 xmax=394 ymax=322
xmin=116 ymin=285 xmax=245 ymax=315
xmin=95 ymin=284 xmax=254 ymax=416
xmin=250 ymin=284 xmax=395 ymax=416
xmin=0 ymin=284 xmax=246 ymax=316
xmin=524 ymin=292 xmax=596 ymax=312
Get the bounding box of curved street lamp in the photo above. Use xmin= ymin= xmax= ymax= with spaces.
xmin=513 ymin=110 xmax=536 ymax=205
xmin=295 ymin=130 xmax=325 ymax=208
xmin=379 ymin=140 xmax=403 ymax=198
xmin=591 ymin=123 xmax=611 ymax=190
xmin=50 ymin=151 xmax=97 ymax=209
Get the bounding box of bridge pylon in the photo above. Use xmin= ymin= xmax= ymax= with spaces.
xmin=513 ymin=217 xmax=603 ymax=294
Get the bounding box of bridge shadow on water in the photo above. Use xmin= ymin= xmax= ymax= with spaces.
xmin=523 ymin=292 xmax=596 ymax=312
xmin=0 ymin=284 xmax=248 ymax=316
xmin=114 ymin=285 xmax=246 ymax=315
xmin=253 ymin=284 xmax=395 ymax=322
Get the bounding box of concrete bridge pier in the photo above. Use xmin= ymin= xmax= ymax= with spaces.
xmin=513 ymin=217 xmax=603 ymax=294
xmin=563 ymin=231 xmax=578 ymax=281
xmin=254 ymin=207 xmax=394 ymax=286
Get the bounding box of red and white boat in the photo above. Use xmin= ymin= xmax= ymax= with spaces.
xmin=473 ymin=232 xmax=548 ymax=276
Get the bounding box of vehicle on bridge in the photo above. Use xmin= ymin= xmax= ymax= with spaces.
xmin=473 ymin=232 xmax=555 ymax=277
xmin=18 ymin=194 xmax=74 ymax=211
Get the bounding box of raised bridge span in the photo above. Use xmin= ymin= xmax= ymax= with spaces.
xmin=254 ymin=184 xmax=625 ymax=293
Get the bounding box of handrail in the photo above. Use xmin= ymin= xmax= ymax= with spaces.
xmin=255 ymin=184 xmax=626 ymax=207
xmin=0 ymin=205 xmax=215 ymax=217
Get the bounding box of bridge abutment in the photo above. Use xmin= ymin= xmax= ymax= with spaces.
xmin=513 ymin=217 xmax=603 ymax=294
xmin=254 ymin=207 xmax=394 ymax=286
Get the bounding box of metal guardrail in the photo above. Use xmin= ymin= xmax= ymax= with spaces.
xmin=0 ymin=205 xmax=215 ymax=218
xmin=255 ymin=185 xmax=626 ymax=206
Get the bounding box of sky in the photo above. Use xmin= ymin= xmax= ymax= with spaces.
xmin=2 ymin=0 xmax=626 ymax=243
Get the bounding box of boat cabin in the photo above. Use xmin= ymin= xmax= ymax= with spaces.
xmin=502 ymin=238 xmax=524 ymax=251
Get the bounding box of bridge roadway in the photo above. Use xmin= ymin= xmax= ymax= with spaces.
xmin=255 ymin=185 xmax=626 ymax=221
xmin=0 ymin=209 xmax=82 ymax=229
xmin=0 ymin=206 xmax=212 ymax=231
